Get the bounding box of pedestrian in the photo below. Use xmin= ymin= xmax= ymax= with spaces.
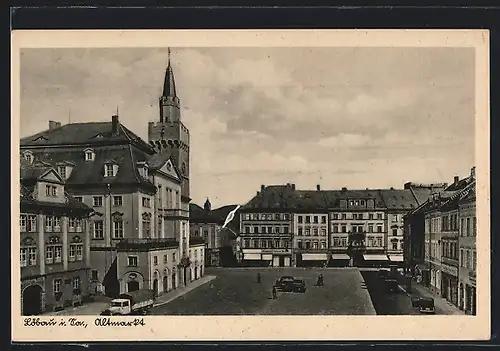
xmin=272 ymin=286 xmax=277 ymax=299
xmin=256 ymin=273 xmax=262 ymax=284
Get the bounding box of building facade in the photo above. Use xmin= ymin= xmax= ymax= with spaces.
xmin=458 ymin=173 xmax=476 ymax=314
xmin=238 ymin=183 xmax=434 ymax=268
xmin=239 ymin=185 xmax=294 ymax=267
xmin=20 ymin=163 xmax=93 ymax=315
xmin=189 ymin=200 xmax=239 ymax=267
xmin=20 ymin=51 xmax=204 ymax=298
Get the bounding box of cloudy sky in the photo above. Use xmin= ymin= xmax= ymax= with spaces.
xmin=20 ymin=47 xmax=475 ymax=208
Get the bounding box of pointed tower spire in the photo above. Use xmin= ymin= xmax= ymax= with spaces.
xmin=162 ymin=47 xmax=177 ymax=98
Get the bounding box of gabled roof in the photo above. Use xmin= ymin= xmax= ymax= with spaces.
xmin=379 ymin=189 xmax=419 ymax=211
xmin=20 ymin=182 xmax=92 ymax=213
xmin=20 ymin=121 xmax=154 ymax=153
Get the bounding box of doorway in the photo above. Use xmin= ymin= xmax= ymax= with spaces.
xmin=279 ymin=256 xmax=285 ymax=267
xmin=22 ymin=285 xmax=43 ymax=315
xmin=172 ymin=273 xmax=176 ymax=289
xmin=194 ymin=267 xmax=198 ymax=280
xmin=152 ymin=279 xmax=158 ymax=296
xmin=127 ymin=280 xmax=139 ymax=292
xmin=163 ymin=277 xmax=169 ymax=293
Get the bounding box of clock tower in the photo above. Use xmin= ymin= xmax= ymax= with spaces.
xmin=148 ymin=48 xmax=190 ymax=200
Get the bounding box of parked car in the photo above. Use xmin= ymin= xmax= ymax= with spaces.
xmin=281 ymin=279 xmax=307 ymax=293
xmin=101 ymin=289 xmax=156 ymax=316
xmin=274 ymin=276 xmax=295 ymax=290
xmin=413 ymin=297 xmax=435 ymax=314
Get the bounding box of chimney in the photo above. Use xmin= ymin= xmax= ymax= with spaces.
xmin=471 ymin=166 xmax=476 ymax=178
xmin=261 ymin=184 xmax=265 ymax=192
xmin=48 ymin=120 xmax=61 ymax=130
xmin=454 ymin=176 xmax=459 ymax=184
xmin=291 ymin=184 xmax=296 ymax=191
xmin=316 ymin=184 xmax=321 ymax=191
xmin=256 ymin=191 xmax=260 ymax=196
xmin=112 ymin=115 xmax=120 ymax=136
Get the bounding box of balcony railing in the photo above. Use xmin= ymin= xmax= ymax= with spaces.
xmin=115 ymin=238 xmax=179 ymax=251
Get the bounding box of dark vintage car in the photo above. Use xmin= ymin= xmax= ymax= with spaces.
xmin=280 ymin=279 xmax=307 ymax=293
xmin=411 ymin=297 xmax=436 ymax=314
xmin=384 ymin=278 xmax=399 ymax=293
xmin=274 ymin=276 xmax=295 ymax=290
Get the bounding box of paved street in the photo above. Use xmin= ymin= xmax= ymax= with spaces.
xmin=150 ymin=267 xmax=376 ymax=315
xmin=360 ymin=270 xmax=419 ymax=315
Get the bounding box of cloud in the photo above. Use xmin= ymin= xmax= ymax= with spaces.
xmin=19 ymin=47 xmax=475 ymax=208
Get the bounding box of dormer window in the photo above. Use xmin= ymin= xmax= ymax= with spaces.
xmin=104 ymin=161 xmax=118 ymax=177
xmin=84 ymin=148 xmax=95 ymax=162
xmin=137 ymin=162 xmax=149 ymax=179
xmin=23 ymin=151 xmax=34 ymax=164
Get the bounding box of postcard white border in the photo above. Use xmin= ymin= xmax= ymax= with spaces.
xmin=11 ymin=29 xmax=490 ymax=342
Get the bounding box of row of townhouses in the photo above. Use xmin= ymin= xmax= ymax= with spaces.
xmin=19 ymin=55 xmax=206 ymax=315
xmin=404 ymin=167 xmax=476 ymax=315
xmin=236 ymin=182 xmax=448 ymax=268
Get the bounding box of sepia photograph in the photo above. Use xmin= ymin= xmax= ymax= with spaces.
xmin=11 ymin=30 xmax=490 ymax=341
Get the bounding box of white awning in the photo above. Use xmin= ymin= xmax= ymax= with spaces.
xmin=302 ymin=253 xmax=328 ymax=261
xmin=262 ymin=254 xmax=273 ymax=260
xmin=244 ymin=253 xmax=262 ymax=260
xmin=330 ymin=254 xmax=350 ymax=260
xmin=363 ymin=254 xmax=389 ymax=261
xmin=388 ymin=255 xmax=404 ymax=262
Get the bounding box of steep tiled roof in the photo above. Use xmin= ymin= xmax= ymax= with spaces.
xmin=20 ymin=121 xmax=154 ymax=153
xmin=190 ymin=203 xmax=239 ymax=226
xmin=147 ymin=151 xmax=173 ymax=171
xmin=23 ymin=144 xmax=156 ymax=191
xmin=242 ymin=185 xmax=298 ymax=210
xmin=379 ymin=189 xmax=419 ymax=211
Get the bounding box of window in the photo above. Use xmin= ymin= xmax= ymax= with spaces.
xmin=466 ymin=250 xmax=471 ymax=269
xmin=261 ymin=227 xmax=267 ymax=234
xmin=74 ymin=196 xmax=83 ymax=203
xmin=377 ymin=225 xmax=383 ymax=233
xmin=128 ymin=256 xmax=138 ymax=267
xmin=342 ymin=213 xmax=347 ymax=220
xmin=85 ymin=150 xmax=95 ymax=161
xmin=313 ymin=241 xmax=318 ymax=249
xmin=313 ymin=228 xmax=319 ymax=236
xmin=305 ymin=241 xmax=311 ymax=249
xmin=472 ymin=250 xmax=477 ymax=271
xmin=53 ymin=217 xmax=61 ymax=232
xmin=261 ymin=240 xmax=267 ymax=248
xmin=473 ymin=217 xmax=477 ymax=236
xmin=333 ymin=238 xmax=339 ymax=247
xmin=20 ymin=215 xmax=27 ymax=232
xmin=377 ymin=213 xmax=383 ymax=220
xmin=321 ymin=228 xmax=327 ymax=236
xmin=68 ymin=218 xmax=83 ymax=233
xmin=392 ymin=242 xmax=398 ymax=250
xmin=376 ymin=237 xmax=382 ymax=247
xmin=274 ymin=240 xmax=280 ymax=248
xmin=466 ymin=217 xmax=471 ymax=236
xmin=104 ymin=164 xmax=114 ymax=177
xmin=93 ymin=221 xmax=104 ymax=239
xmin=392 ymin=229 xmax=398 ymax=236
xmin=368 ymin=238 xmax=374 ymax=247
xmin=24 ymin=152 xmax=34 ymax=163
xmin=26 ymin=215 xmax=37 ymax=232
xmin=44 ymin=185 xmax=57 ymax=197
xmin=321 ymin=216 xmax=327 ymax=224
xmin=298 ymin=227 xmax=303 ymax=236
xmin=305 ymin=216 xmax=311 ymax=224
xmin=154 ymin=256 xmax=158 ymax=266
xmin=297 ymin=241 xmax=303 ymax=249
xmin=313 ymin=216 xmax=319 ymax=224
xmin=275 ymin=227 xmax=280 ymax=234
xmin=142 ymin=217 xmax=151 ymax=238
xmin=305 ymin=228 xmax=310 ymax=236
xmin=58 ymin=166 xmax=66 ymax=179
xmin=73 ymin=277 xmax=80 ymax=290
xmin=332 ymin=213 xmax=338 ymax=220
xmin=332 ymin=225 xmax=338 ymax=233
xmin=93 ymin=196 xmax=103 ymax=207
xmin=163 ymin=254 xmax=168 ymax=263
xmin=53 ymin=279 xmax=62 ymax=294
xmin=369 ymin=213 xmax=374 ymax=220
xmin=298 ymin=216 xmax=303 ymax=224
xmin=341 ymin=238 xmax=347 ymax=247
xmin=245 ymin=226 xmax=250 ymax=234
xmin=267 ymin=226 xmax=273 ymax=233
xmin=253 ymin=227 xmax=259 ymax=234
xmin=142 ymin=197 xmax=151 ymax=208
xmin=172 ymin=253 xmax=176 ymax=262
xmin=20 ymin=248 xmax=27 ymax=267
xmin=368 ymin=225 xmax=374 ymax=233
xmin=113 ymin=196 xmax=123 ymax=206
xmin=91 ymin=270 xmax=98 ymax=280
xmin=460 ymin=249 xmax=464 ymax=267
xmin=341 ymin=225 xmax=347 ymax=233
xmin=44 ymin=216 xmax=54 ymax=232
xmin=113 ymin=219 xmax=124 ymax=239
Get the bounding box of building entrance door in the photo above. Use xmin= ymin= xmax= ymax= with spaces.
xmin=22 ymin=285 xmax=43 ymax=315
xmin=279 ymin=256 xmax=285 ymax=267
xmin=172 ymin=273 xmax=176 ymax=289
xmin=153 ymin=279 xmax=158 ymax=296
xmin=127 ymin=281 xmax=139 ymax=292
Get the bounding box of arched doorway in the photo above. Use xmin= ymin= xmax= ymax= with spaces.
xmin=23 ymin=285 xmax=43 ymax=316
xmin=163 ymin=277 xmax=169 ymax=293
xmin=172 ymin=273 xmax=176 ymax=289
xmin=127 ymin=280 xmax=139 ymax=292
xmin=194 ymin=267 xmax=198 ymax=280
xmin=153 ymin=279 xmax=158 ymax=296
